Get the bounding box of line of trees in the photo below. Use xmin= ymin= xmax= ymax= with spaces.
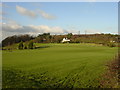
xmin=33 ymin=33 xmax=118 ymax=47
xmin=2 ymin=34 xmax=35 ymax=47
xmin=1 ymin=33 xmax=119 ymax=47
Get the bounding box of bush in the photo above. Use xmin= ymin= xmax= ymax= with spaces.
xmin=18 ymin=41 xmax=24 ymax=49
xmin=24 ymin=46 xmax=27 ymax=49
xmin=67 ymin=33 xmax=73 ymax=39
xmin=28 ymin=41 xmax=34 ymax=49
xmin=107 ymin=42 xmax=116 ymax=47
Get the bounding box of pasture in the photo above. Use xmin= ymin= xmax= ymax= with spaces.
xmin=2 ymin=43 xmax=118 ymax=88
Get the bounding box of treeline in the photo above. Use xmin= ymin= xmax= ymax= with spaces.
xmin=1 ymin=33 xmax=119 ymax=47
xmin=2 ymin=34 xmax=35 ymax=47
xmin=33 ymin=33 xmax=119 ymax=47
xmin=33 ymin=33 xmax=119 ymax=43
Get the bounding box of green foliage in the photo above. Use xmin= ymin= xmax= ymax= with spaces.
xmin=2 ymin=34 xmax=119 ymax=47
xmin=28 ymin=41 xmax=34 ymax=49
xmin=2 ymin=43 xmax=118 ymax=88
xmin=107 ymin=42 xmax=116 ymax=47
xmin=24 ymin=46 xmax=27 ymax=49
xmin=2 ymin=35 xmax=34 ymax=47
xmin=36 ymin=33 xmax=52 ymax=43
xmin=18 ymin=41 xmax=24 ymax=49
xmin=67 ymin=33 xmax=73 ymax=39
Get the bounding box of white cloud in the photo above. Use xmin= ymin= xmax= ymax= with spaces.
xmin=1 ymin=22 xmax=81 ymax=40
xmin=1 ymin=22 xmax=70 ymax=40
xmin=38 ymin=10 xmax=56 ymax=20
xmin=3 ymin=23 xmax=23 ymax=31
xmin=16 ymin=5 xmax=56 ymax=20
xmin=85 ymin=29 xmax=101 ymax=34
xmin=16 ymin=5 xmax=37 ymax=18
xmin=2 ymin=20 xmax=66 ymax=34
xmin=28 ymin=25 xmax=64 ymax=34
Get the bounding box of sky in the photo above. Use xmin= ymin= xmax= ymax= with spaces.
xmin=2 ymin=0 xmax=120 ymax=2
xmin=0 ymin=2 xmax=118 ymax=41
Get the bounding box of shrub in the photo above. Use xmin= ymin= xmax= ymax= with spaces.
xmin=107 ymin=42 xmax=116 ymax=47
xmin=24 ymin=46 xmax=27 ymax=49
xmin=67 ymin=33 xmax=73 ymax=39
xmin=18 ymin=41 xmax=24 ymax=49
xmin=28 ymin=41 xmax=34 ymax=49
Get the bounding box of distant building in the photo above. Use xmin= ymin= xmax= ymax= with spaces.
xmin=110 ymin=40 xmax=115 ymax=43
xmin=61 ymin=38 xmax=70 ymax=43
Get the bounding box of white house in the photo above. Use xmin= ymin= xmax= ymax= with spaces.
xmin=61 ymin=38 xmax=70 ymax=43
xmin=110 ymin=40 xmax=115 ymax=43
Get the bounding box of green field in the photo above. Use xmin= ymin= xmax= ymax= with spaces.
xmin=2 ymin=43 xmax=118 ymax=88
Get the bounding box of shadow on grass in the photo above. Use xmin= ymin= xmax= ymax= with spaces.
xmin=34 ymin=46 xmax=51 ymax=49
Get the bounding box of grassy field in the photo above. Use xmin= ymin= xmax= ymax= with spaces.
xmin=2 ymin=43 xmax=118 ymax=88
xmin=0 ymin=51 xmax=2 ymax=89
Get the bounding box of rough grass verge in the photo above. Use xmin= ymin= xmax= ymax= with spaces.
xmin=100 ymin=53 xmax=120 ymax=88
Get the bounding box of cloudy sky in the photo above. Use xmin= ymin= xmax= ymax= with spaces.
xmin=0 ymin=1 xmax=118 ymax=41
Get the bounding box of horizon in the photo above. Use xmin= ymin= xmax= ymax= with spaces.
xmin=0 ymin=32 xmax=118 ymax=43
xmin=0 ymin=2 xmax=118 ymax=41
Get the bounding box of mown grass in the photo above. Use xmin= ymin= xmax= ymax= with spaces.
xmin=2 ymin=43 xmax=118 ymax=88
xmin=0 ymin=50 xmax=2 ymax=89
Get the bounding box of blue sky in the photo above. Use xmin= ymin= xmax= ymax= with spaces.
xmin=1 ymin=2 xmax=118 ymax=40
